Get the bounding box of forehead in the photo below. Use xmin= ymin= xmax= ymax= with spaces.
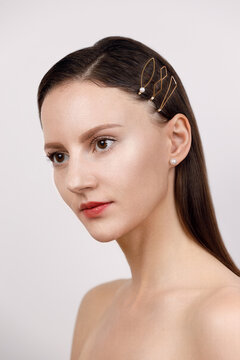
xmin=41 ymin=80 xmax=147 ymax=126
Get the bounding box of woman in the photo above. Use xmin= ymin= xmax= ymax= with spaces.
xmin=37 ymin=36 xmax=240 ymax=359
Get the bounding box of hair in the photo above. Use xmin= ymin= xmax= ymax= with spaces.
xmin=37 ymin=35 xmax=240 ymax=276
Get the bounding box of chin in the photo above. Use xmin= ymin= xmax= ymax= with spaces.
xmin=89 ymin=232 xmax=116 ymax=243
xmin=86 ymin=223 xmax=128 ymax=243
xmin=93 ymin=236 xmax=116 ymax=243
xmin=81 ymin=212 xmax=144 ymax=243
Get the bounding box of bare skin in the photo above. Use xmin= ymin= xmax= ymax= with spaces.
xmin=40 ymin=81 xmax=240 ymax=360
xmin=72 ymin=263 xmax=240 ymax=359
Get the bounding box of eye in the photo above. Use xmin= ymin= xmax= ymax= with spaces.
xmin=45 ymin=137 xmax=116 ymax=167
xmin=46 ymin=152 xmax=69 ymax=166
xmin=91 ymin=136 xmax=116 ymax=153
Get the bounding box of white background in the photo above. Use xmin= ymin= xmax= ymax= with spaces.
xmin=1 ymin=0 xmax=239 ymax=359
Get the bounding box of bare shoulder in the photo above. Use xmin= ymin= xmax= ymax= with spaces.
xmin=70 ymin=278 xmax=128 ymax=360
xmin=191 ymin=281 xmax=240 ymax=360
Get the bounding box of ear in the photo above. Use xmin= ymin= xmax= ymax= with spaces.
xmin=166 ymin=113 xmax=192 ymax=166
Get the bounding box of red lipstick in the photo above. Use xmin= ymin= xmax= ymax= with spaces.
xmin=80 ymin=201 xmax=113 ymax=218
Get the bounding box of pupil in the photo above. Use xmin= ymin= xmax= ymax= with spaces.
xmin=99 ymin=140 xmax=106 ymax=148
xmin=57 ymin=154 xmax=63 ymax=162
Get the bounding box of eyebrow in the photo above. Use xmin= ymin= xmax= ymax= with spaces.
xmin=44 ymin=123 xmax=123 ymax=151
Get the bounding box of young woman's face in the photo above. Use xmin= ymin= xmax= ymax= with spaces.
xmin=41 ymin=81 xmax=172 ymax=242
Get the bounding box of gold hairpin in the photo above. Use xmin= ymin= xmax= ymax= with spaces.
xmin=157 ymin=75 xmax=177 ymax=112
xmin=138 ymin=57 xmax=178 ymax=112
xmin=150 ymin=66 xmax=167 ymax=100
xmin=138 ymin=57 xmax=156 ymax=95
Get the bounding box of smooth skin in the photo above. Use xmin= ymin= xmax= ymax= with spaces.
xmin=41 ymin=80 xmax=240 ymax=360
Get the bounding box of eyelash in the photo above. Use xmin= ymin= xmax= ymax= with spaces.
xmin=46 ymin=136 xmax=116 ymax=166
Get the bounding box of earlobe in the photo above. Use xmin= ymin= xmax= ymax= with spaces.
xmin=168 ymin=113 xmax=191 ymax=165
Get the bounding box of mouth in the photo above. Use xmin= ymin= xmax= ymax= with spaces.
xmin=80 ymin=201 xmax=113 ymax=211
xmin=81 ymin=202 xmax=113 ymax=218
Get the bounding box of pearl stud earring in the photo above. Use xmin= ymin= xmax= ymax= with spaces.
xmin=170 ymin=158 xmax=177 ymax=165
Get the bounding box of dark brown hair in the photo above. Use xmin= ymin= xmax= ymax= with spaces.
xmin=37 ymin=35 xmax=239 ymax=276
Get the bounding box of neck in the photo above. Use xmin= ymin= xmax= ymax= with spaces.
xmin=116 ymin=184 xmax=216 ymax=304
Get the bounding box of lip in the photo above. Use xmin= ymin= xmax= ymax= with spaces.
xmin=80 ymin=201 xmax=113 ymax=211
xmin=81 ymin=202 xmax=113 ymax=218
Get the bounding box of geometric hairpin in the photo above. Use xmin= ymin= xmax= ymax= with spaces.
xmin=138 ymin=57 xmax=155 ymax=95
xmin=150 ymin=66 xmax=167 ymax=100
xmin=156 ymin=75 xmax=177 ymax=112
xmin=138 ymin=57 xmax=177 ymax=113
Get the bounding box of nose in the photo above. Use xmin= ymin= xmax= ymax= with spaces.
xmin=65 ymin=156 xmax=97 ymax=193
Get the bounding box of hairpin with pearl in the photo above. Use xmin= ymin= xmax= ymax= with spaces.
xmin=138 ymin=57 xmax=177 ymax=113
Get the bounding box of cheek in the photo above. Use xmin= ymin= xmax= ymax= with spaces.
xmin=106 ymin=138 xmax=169 ymax=216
